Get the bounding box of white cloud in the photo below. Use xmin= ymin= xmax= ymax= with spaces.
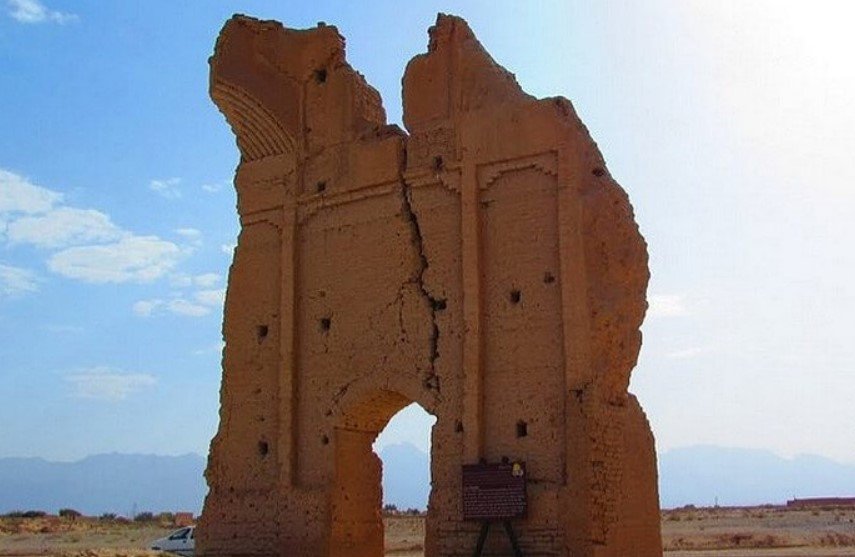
xmin=193 ymin=341 xmax=226 ymax=356
xmin=7 ymin=206 xmax=122 ymax=248
xmin=149 ymin=177 xmax=182 ymax=200
xmin=2 ymin=167 xmax=184 ymax=285
xmin=201 ymin=180 xmax=228 ymax=193
xmin=6 ymin=0 xmax=77 ymax=24
xmin=1 ymin=167 xmax=215 ymax=312
xmin=193 ymin=341 xmax=225 ymax=355
xmin=134 ymin=273 xmax=223 ymax=318
xmin=175 ymin=227 xmax=201 ymax=241
xmin=166 ymin=298 xmax=210 ymax=317
xmin=174 ymin=228 xmax=202 ymax=253
xmin=134 ymin=291 xmax=221 ymax=318
xmin=168 ymin=271 xmax=220 ymax=289
xmin=169 ymin=273 xmax=193 ymax=288
xmin=647 ymin=294 xmax=689 ymax=318
xmin=0 ymin=169 xmax=62 ymax=214
xmin=195 ymin=288 xmax=225 ymax=307
xmin=221 ymin=243 xmax=236 ymax=255
xmin=65 ymin=366 xmax=156 ymax=401
xmin=0 ymin=263 xmax=39 ymax=298
xmin=193 ymin=273 xmax=220 ymax=287
xmin=132 ymin=299 xmax=161 ymax=317
xmin=48 ymin=235 xmax=182 ymax=283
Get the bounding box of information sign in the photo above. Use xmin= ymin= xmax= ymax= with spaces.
xmin=462 ymin=462 xmax=527 ymax=521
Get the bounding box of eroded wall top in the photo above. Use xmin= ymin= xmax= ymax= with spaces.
xmin=210 ymin=16 xmax=387 ymax=161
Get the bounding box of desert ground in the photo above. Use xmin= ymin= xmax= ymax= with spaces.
xmin=0 ymin=514 xmax=173 ymax=557
xmin=1 ymin=506 xmax=854 ymax=557
xmin=661 ymin=505 xmax=855 ymax=556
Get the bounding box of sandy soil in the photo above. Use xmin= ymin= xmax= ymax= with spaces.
xmin=0 ymin=517 xmax=173 ymax=557
xmin=2 ymin=506 xmax=854 ymax=556
xmin=383 ymin=515 xmax=424 ymax=555
xmin=662 ymin=505 xmax=855 ymax=552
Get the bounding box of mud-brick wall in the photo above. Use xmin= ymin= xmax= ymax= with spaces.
xmin=478 ymin=166 xmax=567 ymax=555
xmin=201 ymin=217 xmax=282 ymax=557
xmin=201 ymin=12 xmax=662 ymax=557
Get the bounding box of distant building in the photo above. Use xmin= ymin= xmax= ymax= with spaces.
xmin=787 ymin=497 xmax=855 ymax=508
xmin=174 ymin=512 xmax=195 ymax=526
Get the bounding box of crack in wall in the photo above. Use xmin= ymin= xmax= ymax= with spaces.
xmin=332 ymin=376 xmax=358 ymax=405
xmin=395 ymin=287 xmax=408 ymax=343
xmin=370 ymin=290 xmax=408 ymax=343
xmin=397 ymin=144 xmax=441 ymax=393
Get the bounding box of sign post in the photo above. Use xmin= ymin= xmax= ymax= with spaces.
xmin=462 ymin=462 xmax=526 ymax=557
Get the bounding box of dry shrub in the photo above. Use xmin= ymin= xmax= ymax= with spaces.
xmin=664 ymin=531 xmax=790 ymax=551
xmin=818 ymin=532 xmax=855 ymax=547
xmin=59 ymin=509 xmax=82 ymax=520
xmin=728 ymin=533 xmax=752 ymax=546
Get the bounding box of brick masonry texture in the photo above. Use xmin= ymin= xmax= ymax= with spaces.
xmin=198 ymin=13 xmax=662 ymax=557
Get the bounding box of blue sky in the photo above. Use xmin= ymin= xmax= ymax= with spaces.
xmin=1 ymin=0 xmax=853 ymax=466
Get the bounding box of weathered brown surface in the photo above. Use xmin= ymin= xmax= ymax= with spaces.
xmin=199 ymin=13 xmax=661 ymax=557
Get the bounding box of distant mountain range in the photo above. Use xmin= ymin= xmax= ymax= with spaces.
xmin=378 ymin=443 xmax=431 ymax=511
xmin=659 ymin=445 xmax=855 ymax=508
xmin=2 ymin=445 xmax=853 ymax=515
xmin=0 ymin=453 xmax=207 ymax=516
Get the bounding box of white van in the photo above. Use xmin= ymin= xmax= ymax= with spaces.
xmin=150 ymin=526 xmax=194 ymax=556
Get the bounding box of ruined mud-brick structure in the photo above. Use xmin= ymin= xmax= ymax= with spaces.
xmin=199 ymin=13 xmax=661 ymax=557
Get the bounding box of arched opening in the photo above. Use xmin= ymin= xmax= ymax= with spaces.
xmin=375 ymin=403 xmax=435 ymax=555
xmin=329 ymin=391 xmax=436 ymax=557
